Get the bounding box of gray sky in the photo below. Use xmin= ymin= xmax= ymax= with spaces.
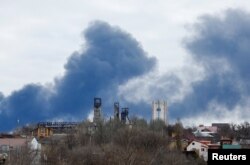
xmin=2 ymin=1 xmax=250 ymax=130
xmin=1 ymin=0 xmax=249 ymax=95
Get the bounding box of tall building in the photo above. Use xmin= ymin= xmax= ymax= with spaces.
xmin=114 ymin=102 xmax=120 ymax=120
xmin=152 ymin=100 xmax=167 ymax=125
xmin=93 ymin=98 xmax=102 ymax=123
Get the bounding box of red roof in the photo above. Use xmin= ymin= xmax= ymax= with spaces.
xmin=0 ymin=138 xmax=27 ymax=148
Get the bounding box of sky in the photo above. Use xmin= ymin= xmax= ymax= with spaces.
xmin=1 ymin=0 xmax=250 ymax=131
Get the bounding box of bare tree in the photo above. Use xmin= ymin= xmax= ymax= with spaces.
xmin=5 ymin=145 xmax=37 ymax=165
xmin=173 ymin=120 xmax=184 ymax=151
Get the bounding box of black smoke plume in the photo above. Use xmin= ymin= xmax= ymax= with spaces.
xmin=0 ymin=21 xmax=156 ymax=131
xmin=170 ymin=9 xmax=250 ymax=119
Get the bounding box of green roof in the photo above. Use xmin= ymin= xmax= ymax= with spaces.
xmin=222 ymin=144 xmax=241 ymax=149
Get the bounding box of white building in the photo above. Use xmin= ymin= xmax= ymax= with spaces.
xmin=186 ymin=141 xmax=208 ymax=161
xmin=197 ymin=125 xmax=218 ymax=133
xmin=152 ymin=100 xmax=167 ymax=125
xmin=28 ymin=137 xmax=41 ymax=150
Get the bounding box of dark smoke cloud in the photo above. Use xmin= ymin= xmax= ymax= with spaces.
xmin=0 ymin=92 xmax=3 ymax=101
xmin=0 ymin=84 xmax=49 ymax=130
xmin=170 ymin=9 xmax=250 ymax=119
xmin=0 ymin=21 xmax=156 ymax=131
xmin=2 ymin=9 xmax=250 ymax=131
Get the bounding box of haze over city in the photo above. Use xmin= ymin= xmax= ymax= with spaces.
xmin=1 ymin=0 xmax=250 ymax=131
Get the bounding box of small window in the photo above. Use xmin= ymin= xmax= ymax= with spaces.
xmin=201 ymin=148 xmax=204 ymax=151
xmin=192 ymin=142 xmax=195 ymax=145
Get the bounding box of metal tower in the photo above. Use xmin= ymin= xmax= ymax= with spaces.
xmin=152 ymin=100 xmax=167 ymax=125
xmin=114 ymin=102 xmax=120 ymax=120
xmin=93 ymin=98 xmax=102 ymax=123
xmin=121 ymin=107 xmax=129 ymax=124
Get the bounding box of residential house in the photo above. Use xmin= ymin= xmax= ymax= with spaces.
xmin=186 ymin=140 xmax=208 ymax=161
xmin=0 ymin=136 xmax=41 ymax=152
xmin=193 ymin=125 xmax=220 ymax=142
xmin=197 ymin=125 xmax=218 ymax=133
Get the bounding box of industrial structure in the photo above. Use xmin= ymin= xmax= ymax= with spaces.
xmin=121 ymin=107 xmax=130 ymax=124
xmin=114 ymin=102 xmax=120 ymax=120
xmin=93 ymin=99 xmax=130 ymax=124
xmin=93 ymin=97 xmax=102 ymax=123
xmin=33 ymin=122 xmax=79 ymax=138
xmin=152 ymin=100 xmax=167 ymax=125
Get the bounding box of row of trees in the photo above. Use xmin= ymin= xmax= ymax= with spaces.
xmin=217 ymin=122 xmax=250 ymax=139
xmin=39 ymin=119 xmax=205 ymax=165
xmin=9 ymin=119 xmax=250 ymax=164
xmin=6 ymin=119 xmax=196 ymax=165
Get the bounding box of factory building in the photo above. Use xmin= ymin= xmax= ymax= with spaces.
xmin=33 ymin=122 xmax=78 ymax=138
xmin=152 ymin=100 xmax=167 ymax=125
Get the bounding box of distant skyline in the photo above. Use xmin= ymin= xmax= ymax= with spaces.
xmin=1 ymin=0 xmax=250 ymax=131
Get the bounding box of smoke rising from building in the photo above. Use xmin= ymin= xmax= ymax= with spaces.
xmin=1 ymin=9 xmax=250 ymax=131
xmin=0 ymin=21 xmax=156 ymax=131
